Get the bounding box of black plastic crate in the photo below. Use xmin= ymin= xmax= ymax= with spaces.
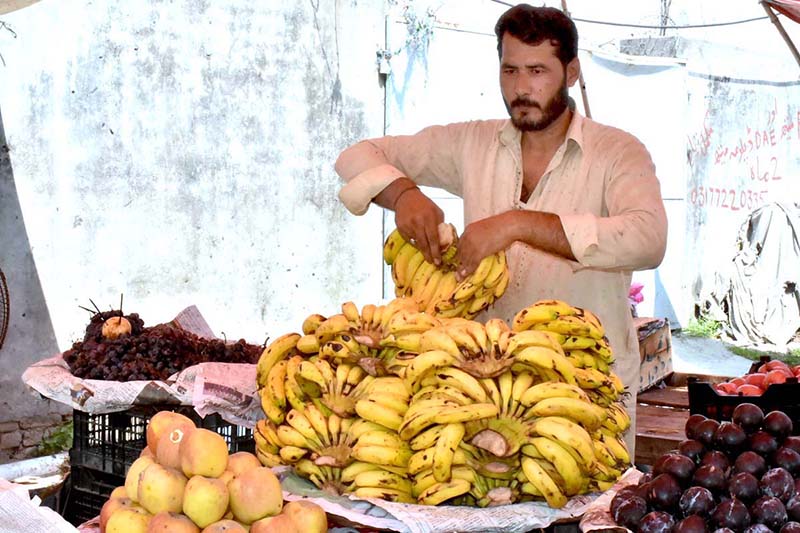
xmin=61 ymin=465 xmax=118 ymax=526
xmin=688 ymin=376 xmax=800 ymax=432
xmin=71 ymin=405 xmax=254 ymax=476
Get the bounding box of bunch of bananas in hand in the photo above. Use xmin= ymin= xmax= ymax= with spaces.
xmin=384 ymin=223 xmax=510 ymax=319
xmin=254 ymin=297 xmax=631 ymax=509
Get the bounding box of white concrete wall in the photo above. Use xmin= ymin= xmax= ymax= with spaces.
xmin=0 ymin=0 xmax=387 ymax=422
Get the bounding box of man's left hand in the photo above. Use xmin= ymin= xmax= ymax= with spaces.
xmin=454 ymin=212 xmax=514 ymax=281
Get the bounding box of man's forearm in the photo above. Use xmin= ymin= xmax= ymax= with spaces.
xmin=372 ymin=177 xmax=418 ymax=211
xmin=505 ymin=210 xmax=576 ymax=261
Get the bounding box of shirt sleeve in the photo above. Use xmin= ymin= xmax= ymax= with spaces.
xmin=336 ymin=123 xmax=471 ymax=215
xmin=559 ymin=137 xmax=668 ymax=271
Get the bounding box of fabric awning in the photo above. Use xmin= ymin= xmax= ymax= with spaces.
xmin=765 ymin=0 xmax=800 ymax=24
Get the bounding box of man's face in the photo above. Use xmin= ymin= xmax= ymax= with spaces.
xmin=499 ymin=34 xmax=578 ymax=132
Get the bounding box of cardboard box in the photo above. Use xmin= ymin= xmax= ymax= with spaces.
xmin=636 ymin=317 xmax=673 ymax=392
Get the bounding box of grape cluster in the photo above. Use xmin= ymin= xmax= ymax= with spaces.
xmin=64 ymin=317 xmax=263 ymax=381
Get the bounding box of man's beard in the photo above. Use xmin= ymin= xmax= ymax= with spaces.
xmin=504 ymin=81 xmax=570 ymax=132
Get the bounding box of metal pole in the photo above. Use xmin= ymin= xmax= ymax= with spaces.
xmin=560 ymin=0 xmax=592 ymax=118
xmin=761 ymin=1 xmax=800 ymax=70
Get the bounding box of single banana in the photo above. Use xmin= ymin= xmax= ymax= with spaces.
xmin=527 ymin=397 xmax=607 ymax=431
xmin=296 ymin=334 xmax=321 ymax=354
xmin=531 ymin=416 xmax=596 ymax=471
xmin=483 ymin=252 xmax=507 ymax=288
xmin=512 ymin=300 xmax=577 ymax=332
xmin=353 ymin=487 xmax=415 ymax=504
xmin=425 ymin=271 xmax=459 ymax=314
xmin=365 ymin=392 xmax=409 ymax=415
xmin=433 ymin=423 xmax=466 ymax=482
xmin=417 ymin=478 xmax=471 ymax=505
xmin=403 ymin=349 xmax=458 ymax=393
xmin=497 ymin=370 xmax=514 ymax=417
xmin=355 ymin=399 xmax=405 ymax=431
xmin=315 ymin=314 xmax=353 ymax=344
xmin=514 ymin=345 xmax=576 ymax=385
xmin=256 ymin=332 xmax=301 ymax=385
xmin=341 ymin=301 xmax=361 ymax=324
xmin=356 ymin=429 xmax=406 ymax=450
xmin=507 ymin=329 xmax=564 ymax=355
xmin=531 ymin=437 xmax=584 ymax=496
xmin=353 ymin=469 xmax=412 ymax=493
xmin=519 ymin=381 xmax=590 ymax=406
xmin=351 ymin=444 xmax=412 ymax=468
xmin=407 ymin=260 xmax=438 ymax=301
xmin=279 ymin=445 xmax=309 ymax=463
xmin=265 ymin=359 xmax=288 ymax=410
xmin=302 ymin=314 xmax=327 ymax=336
xmin=428 ymin=367 xmax=489 ymax=403
xmin=342 ymin=461 xmax=384 ymax=483
xmin=276 ymin=424 xmax=313 ymax=449
xmin=533 ymin=315 xmax=602 ymax=340
xmin=480 ymin=377 xmax=503 ymax=411
xmin=303 ymin=403 xmax=332 ymax=447
xmin=509 ymin=371 xmax=535 ymax=412
xmin=414 ymin=268 xmax=445 ymax=309
xmin=383 ymin=228 xmax=407 ymax=264
xmin=410 ymin=425 xmax=445 ymax=451
xmin=521 ymin=456 xmax=568 ymax=508
xmin=418 ymin=327 xmax=462 ymax=358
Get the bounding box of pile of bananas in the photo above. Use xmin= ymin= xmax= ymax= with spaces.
xmin=384 ymin=223 xmax=510 ymax=319
xmin=254 ymin=299 xmax=631 ymax=508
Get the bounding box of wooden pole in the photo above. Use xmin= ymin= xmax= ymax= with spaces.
xmin=761 ymin=1 xmax=800 ymax=70
xmin=560 ymin=0 xmax=592 ymax=118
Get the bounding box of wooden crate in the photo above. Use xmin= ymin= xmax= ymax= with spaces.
xmin=634 ymin=372 xmax=727 ymax=466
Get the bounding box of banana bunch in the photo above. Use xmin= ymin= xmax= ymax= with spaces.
xmin=384 ymin=223 xmax=510 ymax=319
xmin=254 ymin=297 xmax=632 ymax=509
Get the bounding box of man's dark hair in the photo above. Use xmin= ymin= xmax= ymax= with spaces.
xmin=494 ymin=4 xmax=578 ymax=65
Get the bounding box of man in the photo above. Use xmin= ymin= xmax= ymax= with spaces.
xmin=335 ymin=4 xmax=667 ymax=454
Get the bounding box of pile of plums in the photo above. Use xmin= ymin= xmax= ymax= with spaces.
xmin=611 ymin=403 xmax=800 ymax=533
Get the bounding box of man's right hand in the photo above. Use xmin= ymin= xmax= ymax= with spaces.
xmin=394 ymin=187 xmax=444 ymax=266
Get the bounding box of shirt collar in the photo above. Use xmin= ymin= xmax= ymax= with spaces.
xmin=499 ymin=99 xmax=585 ymax=153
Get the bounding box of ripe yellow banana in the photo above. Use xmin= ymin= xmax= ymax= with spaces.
xmin=301 ymin=314 xmax=327 ymax=336
xmin=410 ymin=425 xmax=445 ymax=451
xmin=296 ymin=334 xmax=320 ymax=354
xmin=383 ymin=228 xmax=407 ymax=264
xmin=512 ymin=300 xmax=577 ymax=332
xmin=433 ymin=423 xmax=466 ymax=482
xmin=533 ymin=315 xmax=603 ymax=340
xmin=256 ymin=332 xmax=301 ymax=385
xmin=414 ymin=268 xmax=445 ymax=309
xmin=407 ymin=260 xmax=438 ymax=301
xmin=353 ymin=469 xmax=412 ymax=493
xmin=526 ymin=397 xmax=607 ymax=431
xmin=400 ymin=402 xmax=498 ymax=441
xmin=518 ymin=382 xmax=590 ymax=406
xmin=508 ymin=372 xmax=535 ymax=418
xmin=279 ymin=445 xmax=309 ymax=463
xmin=480 ymin=377 xmax=503 ymax=411
xmin=531 ymin=437 xmax=584 ymax=496
xmin=425 ymin=271 xmax=459 ymax=314
xmin=353 ymin=487 xmax=415 ymax=504
xmin=303 ymin=404 xmax=331 ymax=447
xmin=514 ymin=346 xmax=577 ymax=385
xmin=265 ymin=359 xmax=288 ymax=411
xmin=276 ymin=424 xmax=313 ymax=449
xmin=315 ymin=314 xmax=353 ymax=344
xmin=521 ymin=456 xmax=568 ymax=508
xmin=341 ymin=301 xmax=361 ymax=324
xmin=417 ymin=478 xmax=472 ymax=505
xmin=356 ymin=429 xmax=406 ymax=450
xmin=351 ymin=444 xmax=412 ymax=468
xmin=403 ymin=349 xmax=458 ymax=393
xmin=531 ymin=416 xmax=596 ymax=471
xmin=507 ymin=329 xmax=563 ymax=355
xmin=355 ymin=399 xmax=405 ymax=431
xmin=483 ymin=252 xmax=507 ymax=288
xmin=426 ymin=367 xmax=489 ymax=404
xmin=497 ymin=370 xmax=514 ymax=417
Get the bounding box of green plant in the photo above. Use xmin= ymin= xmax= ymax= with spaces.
xmin=683 ymin=315 xmax=721 ymax=338
xmin=727 ymin=346 xmax=800 ymax=367
xmin=36 ymin=421 xmax=72 ymax=456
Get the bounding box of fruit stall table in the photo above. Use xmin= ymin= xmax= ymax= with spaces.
xmin=634 ymin=372 xmax=723 ymax=466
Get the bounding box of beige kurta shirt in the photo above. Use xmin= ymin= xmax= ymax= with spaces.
xmin=336 ymin=112 xmax=668 ymax=442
